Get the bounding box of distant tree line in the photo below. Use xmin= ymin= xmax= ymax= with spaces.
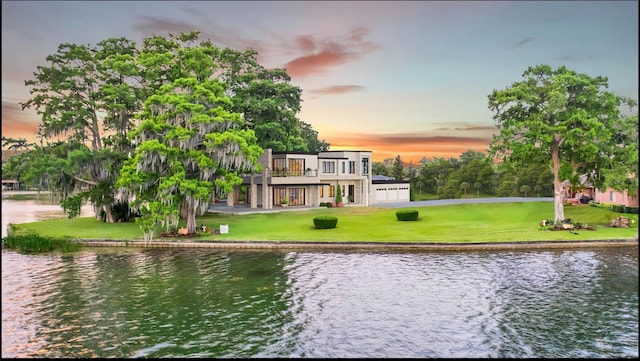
xmin=372 ymin=151 xmax=554 ymax=200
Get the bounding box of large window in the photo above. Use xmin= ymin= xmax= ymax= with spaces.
xmin=274 ymin=187 xmax=305 ymax=206
xmin=273 ymin=158 xmax=286 ymax=176
xmin=329 ymin=185 xmax=335 ymax=197
xmin=361 ymin=157 xmax=369 ymax=175
xmin=272 ymin=158 xmax=305 ymax=176
xmin=288 ymin=158 xmax=304 ymax=176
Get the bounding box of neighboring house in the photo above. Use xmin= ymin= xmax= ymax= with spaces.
xmin=562 ymin=174 xmax=594 ymax=202
xmin=593 ymin=187 xmax=639 ymax=207
xmin=2 ymin=179 xmax=20 ymax=191
xmin=562 ymin=173 xmax=638 ymax=207
xmin=232 ymin=148 xmax=410 ymax=209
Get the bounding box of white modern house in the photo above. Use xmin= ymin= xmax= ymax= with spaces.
xmin=226 ymin=148 xmax=410 ymax=209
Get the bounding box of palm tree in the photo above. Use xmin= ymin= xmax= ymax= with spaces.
xmin=460 ymin=182 xmax=470 ymax=197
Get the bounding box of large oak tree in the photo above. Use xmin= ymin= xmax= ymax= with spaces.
xmin=488 ymin=65 xmax=638 ymax=224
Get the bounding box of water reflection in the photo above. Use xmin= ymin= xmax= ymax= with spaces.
xmin=2 ymin=191 xmax=95 ymax=237
xmin=1 ymin=193 xmax=638 ymax=358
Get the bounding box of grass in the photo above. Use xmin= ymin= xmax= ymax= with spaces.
xmin=6 ymin=202 xmax=638 ymax=244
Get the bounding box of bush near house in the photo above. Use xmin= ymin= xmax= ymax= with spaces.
xmin=396 ymin=209 xmax=419 ymax=221
xmin=313 ymin=215 xmax=338 ymax=229
xmin=590 ymin=202 xmax=639 ymax=214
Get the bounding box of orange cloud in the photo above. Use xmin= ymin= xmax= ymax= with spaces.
xmin=325 ymin=131 xmax=495 ymax=163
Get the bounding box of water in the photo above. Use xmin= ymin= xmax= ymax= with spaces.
xmin=2 ymin=193 xmax=638 ymax=358
xmin=2 ymin=191 xmax=95 ymax=238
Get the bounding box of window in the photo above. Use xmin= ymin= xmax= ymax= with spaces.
xmin=361 ymin=157 xmax=369 ymax=175
xmin=341 ymin=162 xmax=345 ymax=174
xmin=288 ymin=158 xmax=304 ymax=176
xmin=329 ymin=185 xmax=335 ymax=197
xmin=273 ymin=158 xmax=286 ymax=176
xmin=319 ymin=186 xmax=324 ymax=198
xmin=610 ymin=191 xmax=615 ymax=202
xmin=322 ymin=161 xmax=335 ymax=174
xmin=349 ymin=161 xmax=355 ymax=174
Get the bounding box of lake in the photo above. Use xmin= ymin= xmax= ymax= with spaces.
xmin=1 ymin=192 xmax=638 ymax=358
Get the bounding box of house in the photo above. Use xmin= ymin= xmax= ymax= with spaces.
xmin=563 ymin=173 xmax=638 ymax=207
xmin=1 ymin=180 xmax=20 ymax=191
xmin=593 ymin=187 xmax=639 ymax=207
xmin=562 ymin=174 xmax=594 ymax=203
xmin=231 ymin=149 xmax=410 ymax=209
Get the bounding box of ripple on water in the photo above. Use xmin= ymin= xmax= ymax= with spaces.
xmin=1 ymin=247 xmax=638 ymax=358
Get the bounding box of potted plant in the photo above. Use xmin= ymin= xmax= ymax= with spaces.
xmin=280 ymin=197 xmax=289 ymax=207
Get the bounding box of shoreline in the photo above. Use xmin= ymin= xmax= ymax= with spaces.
xmin=75 ymin=238 xmax=639 ymax=251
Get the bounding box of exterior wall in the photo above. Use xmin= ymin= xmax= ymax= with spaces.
xmin=239 ymin=149 xmax=416 ymax=208
xmin=593 ymin=187 xmax=639 ymax=207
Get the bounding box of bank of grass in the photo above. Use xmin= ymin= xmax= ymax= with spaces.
xmin=6 ymin=202 xmax=638 ymax=244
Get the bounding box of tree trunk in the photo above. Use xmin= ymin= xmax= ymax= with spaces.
xmin=186 ymin=208 xmax=197 ymax=234
xmin=102 ymin=205 xmax=115 ymax=223
xmin=551 ymin=134 xmax=565 ymax=225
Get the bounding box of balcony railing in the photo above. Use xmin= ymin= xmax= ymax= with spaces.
xmin=269 ymin=168 xmax=318 ymax=177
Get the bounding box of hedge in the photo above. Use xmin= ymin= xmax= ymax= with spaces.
xmin=313 ymin=215 xmax=338 ymax=229
xmin=396 ymin=209 xmax=419 ymax=221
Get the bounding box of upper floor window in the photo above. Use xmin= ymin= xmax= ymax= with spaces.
xmin=322 ymin=161 xmax=335 ymax=174
xmin=349 ymin=161 xmax=355 ymax=174
xmin=341 ymin=161 xmax=345 ymax=174
xmin=361 ymin=157 xmax=369 ymax=175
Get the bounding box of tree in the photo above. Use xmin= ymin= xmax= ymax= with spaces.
xmin=19 ymin=31 xmax=328 ymax=223
xmin=534 ymin=184 xmax=543 ymax=198
xmin=335 ymin=183 xmax=343 ymax=206
xmin=1 ymin=137 xmax=35 ymax=152
xmin=391 ymin=155 xmax=404 ymax=180
xmin=21 ymin=38 xmax=141 ymax=222
xmin=489 ymin=65 xmax=637 ymax=225
xmin=117 ymin=77 xmax=262 ymax=237
xmin=459 ymin=182 xmax=470 ymax=197
xmin=372 ymin=162 xmax=389 ymax=176
xmin=520 ymin=184 xmax=531 ymax=197
xmin=474 ymin=182 xmax=481 ymax=197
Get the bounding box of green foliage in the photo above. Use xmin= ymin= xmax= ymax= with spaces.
xmin=396 ymin=209 xmax=420 ymax=221
xmin=392 ymin=155 xmax=405 ymax=181
xmin=313 ymin=215 xmax=338 ymax=229
xmin=2 ymin=233 xmax=82 ymax=253
xmin=488 ymin=64 xmax=638 ymax=223
xmin=335 ymin=183 xmax=343 ymax=204
xmin=60 ymin=194 xmax=83 ymax=219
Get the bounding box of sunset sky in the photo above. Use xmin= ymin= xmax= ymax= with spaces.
xmin=2 ymin=1 xmax=638 ymax=163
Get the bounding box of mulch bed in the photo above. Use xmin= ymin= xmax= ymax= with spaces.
xmin=548 ymin=224 xmax=596 ymax=231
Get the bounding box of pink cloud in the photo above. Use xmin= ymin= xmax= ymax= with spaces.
xmin=309 ymin=85 xmax=364 ymax=95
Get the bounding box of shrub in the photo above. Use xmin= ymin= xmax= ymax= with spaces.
xmin=313 ymin=215 xmax=338 ymax=229
xmin=2 ymin=233 xmax=83 ymax=253
xmin=396 ymin=209 xmax=419 ymax=221
xmin=325 ymin=202 xmax=333 ymax=208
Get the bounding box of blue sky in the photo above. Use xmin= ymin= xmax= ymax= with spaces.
xmin=2 ymin=1 xmax=638 ymax=162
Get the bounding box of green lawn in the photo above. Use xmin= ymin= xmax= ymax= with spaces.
xmin=7 ymin=202 xmax=638 ymax=244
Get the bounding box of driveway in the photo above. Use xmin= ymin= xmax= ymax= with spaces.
xmin=209 ymin=197 xmax=554 ymax=214
xmin=375 ymin=197 xmax=554 ymax=208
